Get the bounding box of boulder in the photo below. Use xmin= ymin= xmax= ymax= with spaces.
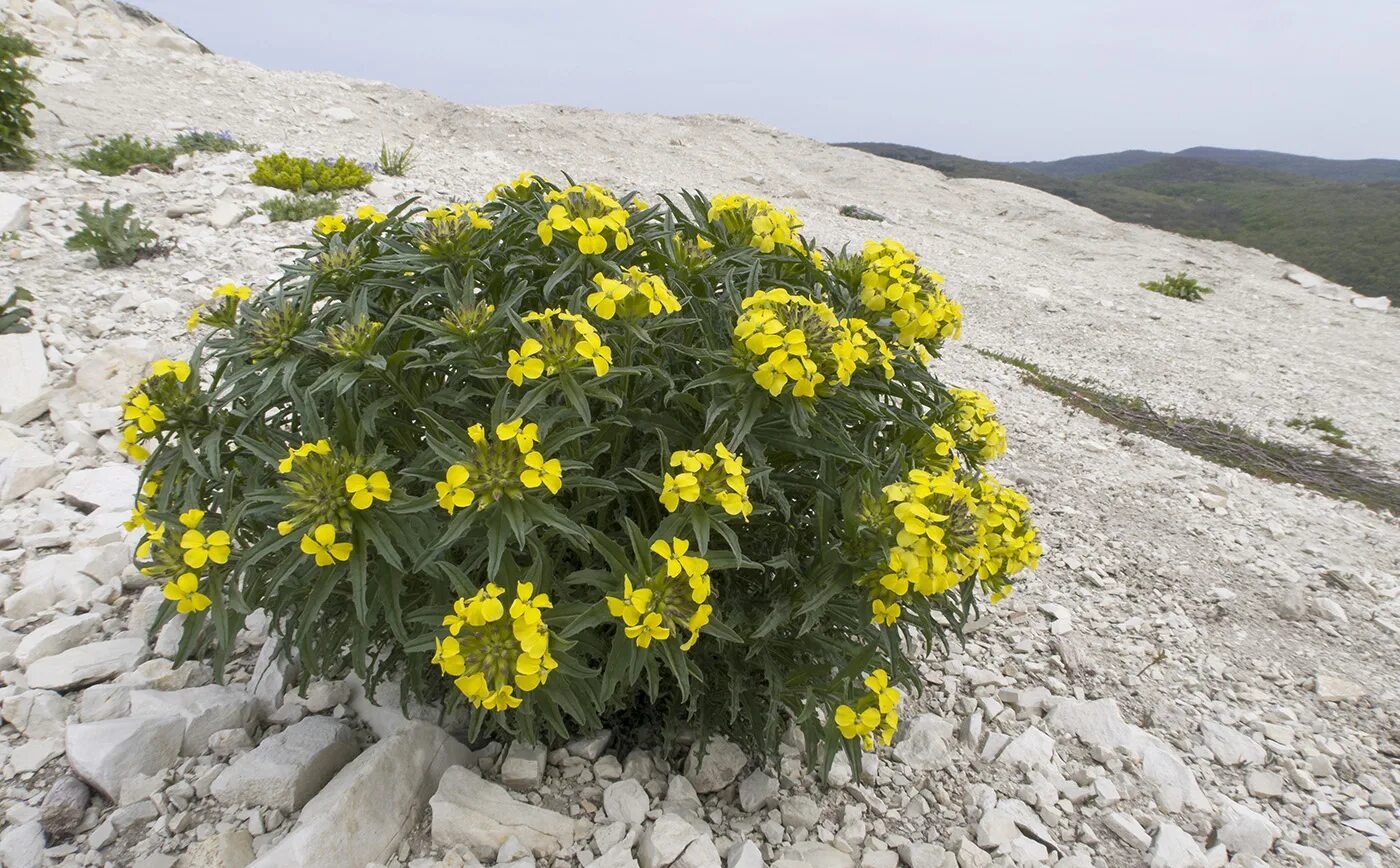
xmin=993 ymin=726 xmax=1054 ymax=768
xmin=892 ymin=713 xmax=955 ymax=771
xmin=16 ymin=613 xmax=103 ymax=668
xmin=1200 ymin=721 xmax=1265 ymax=766
xmin=430 ymin=765 xmax=576 ymax=859
xmin=211 ymin=716 xmax=359 ymax=811
xmin=129 ymin=684 xmax=260 ymax=755
xmin=58 ymin=464 xmax=140 ymax=513
xmin=1 ymin=689 xmax=72 ymax=739
xmin=638 ymin=813 xmax=701 ymax=868
xmin=65 ymin=714 xmax=185 ymax=801
xmin=249 ymin=722 xmax=468 ymax=867
xmin=1149 ymin=822 xmax=1206 ymax=868
xmin=0 ymin=820 xmax=44 ymax=868
xmin=0 ymin=332 xmax=48 ymax=425
xmin=604 ymin=778 xmax=651 ymax=825
xmin=26 ymin=637 xmax=147 ymax=691
xmin=1216 ymin=799 xmax=1279 ymax=858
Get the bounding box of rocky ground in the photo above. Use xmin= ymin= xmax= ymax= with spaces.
xmin=0 ymin=1 xmax=1397 ymax=867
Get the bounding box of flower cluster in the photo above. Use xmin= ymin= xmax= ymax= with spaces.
xmin=118 ymin=359 xmax=192 ymax=461
xmin=186 ymin=283 xmax=250 ymax=333
xmin=436 ymin=419 xmax=562 ymax=513
xmin=733 ymin=289 xmax=888 ymax=398
xmin=864 ymin=467 xmax=975 ymax=625
xmin=135 ymin=507 xmax=228 ymax=616
xmin=536 ymin=183 xmax=633 ymax=254
xmin=507 ymin=308 xmax=612 ymax=386
xmin=859 ymin=239 xmax=962 ymax=352
xmin=586 ymin=267 xmax=681 ymax=320
xmin=434 ymin=582 xmax=557 ymax=710
xmin=970 ymin=474 xmax=1042 ymax=601
xmin=944 ymin=388 xmax=1007 ymax=463
xmin=834 ymin=670 xmax=900 ymax=749
xmin=486 ymin=171 xmax=543 ymax=202
xmin=606 ymin=539 xmax=713 ymax=651
xmin=418 ymin=202 xmax=493 ymax=259
xmin=273 ymin=440 xmax=390 ymax=568
xmin=660 ymin=444 xmax=753 ymax=519
xmin=707 ymin=194 xmax=807 ymax=257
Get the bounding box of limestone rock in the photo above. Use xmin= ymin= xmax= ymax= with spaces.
xmin=430 ymin=764 xmax=576 ymax=859
xmin=1315 ymin=671 xmax=1366 ymax=701
xmin=212 ymin=716 xmax=358 ymax=811
xmin=0 ymin=820 xmax=45 ymax=868
xmin=1216 ymin=800 xmax=1279 ymax=858
xmin=892 ymin=713 xmax=955 ymax=771
xmin=1200 ymin=721 xmax=1265 ymax=766
xmin=129 ymin=684 xmax=260 ymax=755
xmin=26 ymin=637 xmax=147 ymax=691
xmin=1149 ymin=822 xmax=1206 ymax=868
xmin=604 ymin=778 xmax=651 ymax=825
xmin=0 ymin=425 xmax=57 ymax=498
xmin=65 ymin=714 xmax=185 ymax=801
xmin=684 ymin=737 xmax=747 ymax=794
xmin=57 ymin=464 xmax=140 ymax=512
xmin=250 ymin=721 xmax=468 ymax=867
xmin=1 ymin=689 xmax=72 ymax=739
xmin=0 ymin=332 xmax=48 ymax=425
xmin=638 ymin=813 xmax=701 ymax=868
xmin=16 ymin=612 xmax=102 ymax=668
xmin=501 ymin=740 xmax=547 ymax=790
xmin=176 ymin=828 xmax=255 ymax=868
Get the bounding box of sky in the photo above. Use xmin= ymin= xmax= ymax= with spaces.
xmin=131 ymin=1 xmax=1400 ymax=162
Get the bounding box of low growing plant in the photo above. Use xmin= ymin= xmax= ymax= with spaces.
xmin=1140 ymin=271 xmax=1212 ymax=302
xmin=120 ymin=176 xmax=1041 ymax=759
xmin=261 ymin=193 xmax=340 ymax=222
xmin=1287 ymin=416 xmax=1352 ymax=449
xmin=378 ymin=140 xmax=415 ymax=177
xmin=0 ymin=29 xmax=40 ymax=170
xmin=176 ymin=129 xmax=253 ymax=154
xmin=250 ymin=152 xmax=372 ymax=193
xmin=65 ymin=201 xmax=167 ymax=267
xmin=0 ymin=286 xmax=33 ymax=333
xmin=73 ymin=134 xmax=177 ymax=176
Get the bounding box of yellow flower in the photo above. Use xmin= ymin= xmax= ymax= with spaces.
xmin=506 ymin=339 xmax=545 ymax=386
xmin=299 ymin=523 xmax=352 ymax=567
xmin=871 ymin=598 xmax=901 ymax=626
xmin=355 ymin=205 xmax=387 ymax=223
xmin=834 ymin=704 xmax=881 ymax=741
xmin=435 ymin=464 xmax=476 ymax=514
xmin=345 ymin=470 xmax=391 ymax=509
xmin=212 ymin=283 xmax=251 ymax=301
xmin=495 ymin=418 xmax=539 ymax=452
xmin=659 ymin=473 xmax=700 ymax=511
xmin=573 ymin=330 xmax=612 ymax=376
xmin=179 ymin=526 xmax=231 ymax=570
xmin=152 ymin=358 xmax=190 ymax=382
xmin=314 ymin=215 xmax=347 ymax=236
xmin=520 ymin=451 xmax=562 ymax=494
xmin=277 ymin=439 xmax=331 ymax=473
xmin=163 ymin=572 xmax=211 ymax=614
xmin=432 ymin=636 xmax=465 ymax=676
xmin=186 ymin=306 xmax=206 ymax=332
xmin=123 ymin=393 xmax=165 ymax=433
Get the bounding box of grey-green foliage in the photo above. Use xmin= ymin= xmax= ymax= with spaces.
xmin=65 ymin=201 xmax=166 ymax=267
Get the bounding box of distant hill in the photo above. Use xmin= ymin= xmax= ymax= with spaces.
xmin=839 ymin=142 xmax=1400 ymax=303
xmin=1004 ymin=146 xmax=1400 ymax=183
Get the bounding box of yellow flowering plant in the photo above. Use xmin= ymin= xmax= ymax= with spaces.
xmin=123 ymin=177 xmax=1040 ymax=758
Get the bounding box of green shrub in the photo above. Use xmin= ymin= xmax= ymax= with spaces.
xmin=378 ymin=141 xmax=415 ymax=177
xmin=65 ymin=201 xmax=167 ymax=267
xmin=261 ymin=193 xmax=340 ymax=222
xmin=250 ymin=152 xmax=372 ymax=192
xmin=0 ymin=286 xmax=33 ymax=333
xmin=1140 ymin=271 xmax=1212 ymax=302
xmin=175 ymin=129 xmax=253 ymax=154
xmin=1287 ymin=416 xmax=1352 ymax=449
xmin=73 ymin=134 xmax=177 ymax=176
xmin=0 ymin=29 xmax=40 ymax=170
xmin=120 ymin=177 xmax=1041 ymax=758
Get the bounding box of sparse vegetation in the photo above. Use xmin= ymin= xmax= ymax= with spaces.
xmin=260 ymin=193 xmax=340 ymax=222
xmin=0 ymin=286 xmax=33 ymax=333
xmin=73 ymin=134 xmax=178 ymax=176
xmin=249 ymin=152 xmax=372 ymax=192
xmin=65 ymin=201 xmax=169 ymax=267
xmin=0 ymin=28 xmax=41 ymax=170
xmin=1140 ymin=272 xmax=1212 ymax=302
xmin=983 ymin=350 xmax=1400 ymax=515
xmin=377 ymin=140 xmax=415 ymax=177
xmin=176 ymin=129 xmax=254 ymax=154
xmin=1287 ymin=416 xmax=1353 ymax=449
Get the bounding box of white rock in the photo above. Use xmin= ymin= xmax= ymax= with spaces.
xmin=57 ymin=464 xmax=139 ymax=512
xmin=248 ymin=639 xmax=295 ymax=714
xmin=1 ymin=689 xmax=72 ymax=739
xmin=16 ymin=612 xmax=103 ymax=668
xmin=1352 ymin=295 xmax=1391 ymax=311
xmin=1200 ymin=721 xmax=1265 ymax=766
xmin=567 ymin=729 xmax=612 ymax=760
xmin=26 ymin=637 xmax=147 ymax=691
xmin=295 ymin=679 xmax=351 ymax=712
xmin=727 ymin=841 xmax=764 ymax=868
xmin=780 ymin=842 xmax=854 ymax=868
xmin=179 ymin=828 xmax=255 ymax=868
xmin=779 ymin=795 xmax=820 ymax=831
xmin=366 ymin=179 xmax=397 ymax=198
xmin=207 ymin=200 xmax=246 ymax=229
xmin=129 ymin=684 xmax=260 ymax=755
xmin=1104 ymin=812 xmax=1152 ymax=851
xmin=604 ymin=778 xmax=651 ymax=825
xmin=501 ymin=740 xmax=547 ymax=790
xmin=1149 ymin=822 xmax=1206 ymax=868
xmin=0 ymin=427 xmax=56 ymax=497
xmin=142 ymin=24 xmax=203 ymax=54
xmin=430 ymin=764 xmax=576 ymax=859
xmin=638 ymin=813 xmax=701 ymax=868
xmin=738 ymin=769 xmax=778 ymax=812
xmin=0 ymin=820 xmax=44 ymax=868
xmin=993 ymin=726 xmax=1054 ymax=768
xmin=895 ymin=842 xmax=945 ymax=868
xmin=12 ymin=737 xmax=64 ymax=772
xmin=1283 ymin=268 xmax=1324 ymax=288
xmin=684 ymin=737 xmax=747 ymax=793
xmin=1216 ymin=800 xmax=1279 ymax=858
xmin=825 ymin=752 xmax=852 ymax=788
xmin=212 ymin=715 xmax=359 ymax=811
xmin=64 ymin=714 xmax=185 ymax=801
xmin=321 ymin=107 xmax=359 ymax=123
xmin=676 ymin=835 xmax=723 ymax=868
xmin=1245 ymin=769 xmax=1284 ymax=799
xmin=892 ymin=713 xmax=955 ymax=771
xmin=1315 ymin=671 xmax=1366 ymax=701
xmin=30 ymin=0 xmax=77 ymax=31
xmin=251 ymin=722 xmax=469 ymax=867
xmin=0 ymin=191 xmax=30 ymax=233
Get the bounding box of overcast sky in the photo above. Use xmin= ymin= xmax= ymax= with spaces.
xmin=131 ymin=1 xmax=1399 ymax=162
